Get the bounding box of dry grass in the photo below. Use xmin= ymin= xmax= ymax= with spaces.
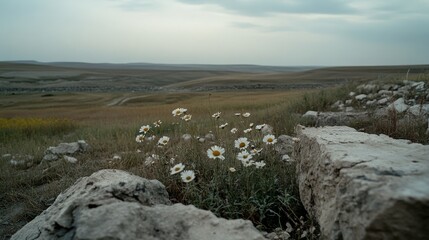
xmin=1 ymin=89 xmax=318 ymax=238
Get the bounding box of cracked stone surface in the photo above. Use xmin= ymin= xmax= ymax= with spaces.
xmin=11 ymin=169 xmax=265 ymax=240
xmin=294 ymin=126 xmax=429 ymax=240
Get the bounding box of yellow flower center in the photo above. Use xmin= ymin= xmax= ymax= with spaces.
xmin=144 ymin=128 xmax=149 ymax=131
xmin=243 ymin=155 xmax=248 ymax=159
xmin=239 ymin=142 xmax=245 ymax=148
xmin=175 ymin=167 xmax=180 ymax=171
xmin=212 ymin=150 xmax=221 ymax=156
xmin=186 ymin=176 xmax=192 ymax=180
xmin=163 ymin=140 xmax=168 ymax=143
xmin=268 ymin=138 xmax=273 ymax=142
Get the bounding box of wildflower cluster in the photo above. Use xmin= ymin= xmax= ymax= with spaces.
xmin=131 ymin=107 xmax=302 ymax=233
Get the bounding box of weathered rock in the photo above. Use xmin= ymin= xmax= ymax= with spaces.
xmin=63 ymin=155 xmax=77 ymax=163
xmin=77 ymin=140 xmax=90 ymax=152
xmin=408 ymin=104 xmax=429 ymax=116
xmin=377 ymin=97 xmax=389 ymax=105
xmin=12 ymin=169 xmax=265 ymax=240
xmin=46 ymin=142 xmax=80 ymax=155
xmin=304 ymin=111 xmax=368 ymax=126
xmin=42 ymin=153 xmax=58 ymax=162
xmin=182 ymin=133 xmax=192 ymax=141
xmin=302 ymin=110 xmax=318 ymax=119
xmin=12 ymin=169 xmax=171 ymax=239
xmin=205 ymin=133 xmax=216 ymax=142
xmin=275 ymin=135 xmax=294 ymax=155
xmin=388 ymin=97 xmax=409 ymax=113
xmin=355 ymin=94 xmax=367 ymax=101
xmin=294 ymin=126 xmax=429 ymax=240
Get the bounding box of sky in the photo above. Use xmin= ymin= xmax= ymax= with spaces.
xmin=0 ymin=0 xmax=428 ymax=66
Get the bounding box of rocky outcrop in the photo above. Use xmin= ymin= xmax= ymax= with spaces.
xmin=294 ymin=125 xmax=429 ymax=240
xmin=12 ymin=169 xmax=265 ymax=240
xmin=42 ymin=140 xmax=90 ymax=162
xmin=303 ymin=80 xmax=429 ymax=134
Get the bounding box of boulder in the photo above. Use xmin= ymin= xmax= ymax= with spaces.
xmin=12 ymin=169 xmax=264 ymax=240
xmin=388 ymin=97 xmax=409 ymax=113
xmin=182 ymin=133 xmax=192 ymax=141
xmin=294 ymin=126 xmax=429 ymax=240
xmin=354 ymin=94 xmax=367 ymax=101
xmin=63 ymin=155 xmax=77 ymax=164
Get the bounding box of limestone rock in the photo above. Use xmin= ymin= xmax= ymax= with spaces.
xmin=46 ymin=142 xmax=80 ymax=155
xmin=388 ymin=97 xmax=409 ymax=113
xmin=12 ymin=169 xmax=171 ymax=239
xmin=63 ymin=155 xmax=77 ymax=163
xmin=294 ymin=126 xmax=429 ymax=240
xmin=12 ymin=169 xmax=265 ymax=240
xmin=354 ymin=94 xmax=367 ymax=101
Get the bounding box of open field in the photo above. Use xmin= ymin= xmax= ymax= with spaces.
xmin=1 ymin=62 xmax=429 ymax=238
xmin=2 ymin=61 xmax=428 ymax=92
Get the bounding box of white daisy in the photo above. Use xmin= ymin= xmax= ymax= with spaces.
xmin=243 ymin=128 xmax=252 ymax=133
xmin=230 ymin=128 xmax=238 ymax=134
xmin=249 ymin=123 xmax=254 ymax=128
xmin=181 ymin=170 xmax=195 ymax=183
xmin=254 ymin=161 xmax=266 ymax=169
xmin=170 ymin=163 xmax=185 ymax=175
xmin=229 ymin=167 xmax=236 ymax=172
xmin=158 ymin=136 xmax=170 ymax=145
xmin=237 ymin=150 xmax=253 ymax=162
xmin=212 ymin=112 xmax=221 ymax=119
xmin=181 ymin=114 xmax=192 ymax=121
xmin=241 ymin=159 xmax=255 ymax=167
xmin=242 ymin=112 xmax=251 ymax=118
xmin=207 ymin=145 xmax=225 ymax=160
xmin=234 ymin=113 xmax=241 ymax=116
xmin=263 ymin=134 xmax=277 ymax=145
xmin=250 ymin=148 xmax=263 ymax=155
xmin=135 ymin=134 xmax=145 ymax=143
xmin=255 ymin=124 xmax=266 ymax=130
xmin=219 ymin=123 xmax=228 ymax=129
xmin=172 ymin=108 xmax=187 ymax=116
xmin=234 ymin=137 xmax=249 ymax=150
xmin=139 ymin=125 xmax=151 ymax=134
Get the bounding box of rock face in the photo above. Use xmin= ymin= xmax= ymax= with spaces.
xmin=12 ymin=169 xmax=265 ymax=240
xmin=294 ymin=126 xmax=429 ymax=240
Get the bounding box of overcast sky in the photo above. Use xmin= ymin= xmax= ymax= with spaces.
xmin=1 ymin=0 xmax=428 ymax=66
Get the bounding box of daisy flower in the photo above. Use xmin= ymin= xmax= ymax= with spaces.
xmin=219 ymin=123 xmax=228 ymax=129
xmin=243 ymin=128 xmax=252 ymax=133
xmin=230 ymin=128 xmax=238 ymax=134
xmin=234 ymin=137 xmax=249 ymax=150
xmin=263 ymin=134 xmax=277 ymax=145
xmin=181 ymin=170 xmax=195 ymax=183
xmin=234 ymin=113 xmax=241 ymax=116
xmin=242 ymin=159 xmax=255 ymax=167
xmin=250 ymin=148 xmax=263 ymax=155
xmin=170 ymin=163 xmax=185 ymax=175
xmin=207 ymin=145 xmax=225 ymax=160
xmin=237 ymin=150 xmax=253 ymax=162
xmin=181 ymin=114 xmax=192 ymax=122
xmin=135 ymin=134 xmax=145 ymax=143
xmin=212 ymin=112 xmax=221 ymax=119
xmin=255 ymin=124 xmax=266 ymax=130
xmin=153 ymin=120 xmax=162 ymax=127
xmin=139 ymin=125 xmax=151 ymax=134
xmin=229 ymin=167 xmax=236 ymax=172
xmin=158 ymin=136 xmax=170 ymax=145
xmin=249 ymin=123 xmax=254 ymax=128
xmin=172 ymin=108 xmax=187 ymax=116
xmin=254 ymin=161 xmax=266 ymax=169
xmin=242 ymin=112 xmax=251 ymax=118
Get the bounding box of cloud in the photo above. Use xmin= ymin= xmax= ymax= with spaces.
xmin=177 ymin=0 xmax=355 ymax=16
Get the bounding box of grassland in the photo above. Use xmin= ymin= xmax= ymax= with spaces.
xmin=1 ymin=62 xmax=428 ymax=239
